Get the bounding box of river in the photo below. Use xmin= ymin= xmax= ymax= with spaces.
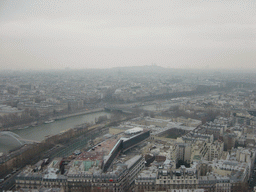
xmin=0 ymin=111 xmax=111 ymax=154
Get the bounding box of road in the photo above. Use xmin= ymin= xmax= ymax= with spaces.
xmin=0 ymin=168 xmax=21 ymax=192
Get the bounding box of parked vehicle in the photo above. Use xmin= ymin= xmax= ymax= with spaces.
xmin=4 ymin=174 xmax=11 ymax=179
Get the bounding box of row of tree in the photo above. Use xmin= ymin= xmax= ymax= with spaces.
xmin=0 ymin=108 xmax=39 ymax=128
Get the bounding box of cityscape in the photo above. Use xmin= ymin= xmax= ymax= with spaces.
xmin=1 ymin=0 xmax=256 ymax=191
xmin=0 ymin=67 xmax=256 ymax=191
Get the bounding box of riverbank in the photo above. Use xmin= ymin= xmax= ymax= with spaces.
xmin=0 ymin=108 xmax=105 ymax=131
xmin=0 ymin=111 xmax=111 ymax=155
xmin=0 ymin=123 xmax=108 ymax=180
xmin=53 ymin=108 xmax=104 ymax=120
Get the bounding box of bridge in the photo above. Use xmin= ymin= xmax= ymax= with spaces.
xmin=104 ymin=106 xmax=134 ymax=114
xmin=0 ymin=131 xmax=39 ymax=146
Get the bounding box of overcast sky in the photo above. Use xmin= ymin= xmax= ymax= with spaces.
xmin=0 ymin=0 xmax=255 ymax=70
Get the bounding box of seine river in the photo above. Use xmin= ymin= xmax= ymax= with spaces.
xmin=0 ymin=111 xmax=110 ymax=154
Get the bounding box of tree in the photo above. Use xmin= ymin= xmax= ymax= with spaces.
xmin=110 ymin=111 xmax=122 ymax=122
xmin=201 ymin=117 xmax=207 ymax=125
xmin=149 ymin=112 xmax=155 ymax=118
xmin=96 ymin=115 xmax=108 ymax=124
xmin=143 ymin=111 xmax=149 ymax=117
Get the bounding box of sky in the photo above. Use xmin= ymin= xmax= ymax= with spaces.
xmin=0 ymin=0 xmax=255 ymax=70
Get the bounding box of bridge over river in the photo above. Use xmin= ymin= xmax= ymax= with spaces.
xmin=104 ymin=106 xmax=133 ymax=114
xmin=0 ymin=111 xmax=111 ymax=154
xmin=0 ymin=131 xmax=39 ymax=146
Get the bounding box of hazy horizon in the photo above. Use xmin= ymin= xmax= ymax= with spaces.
xmin=1 ymin=0 xmax=255 ymax=70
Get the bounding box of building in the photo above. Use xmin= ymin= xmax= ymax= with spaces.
xmin=207 ymin=140 xmax=224 ymax=161
xmin=16 ymin=129 xmax=150 ymax=192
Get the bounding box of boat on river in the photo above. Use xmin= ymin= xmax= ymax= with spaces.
xmin=44 ymin=120 xmax=55 ymax=124
xmin=18 ymin=126 xmax=29 ymax=130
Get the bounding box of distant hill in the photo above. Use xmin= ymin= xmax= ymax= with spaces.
xmin=108 ymin=65 xmax=187 ymax=75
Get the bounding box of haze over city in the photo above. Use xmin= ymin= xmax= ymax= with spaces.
xmin=2 ymin=1 xmax=256 ymax=191
xmin=1 ymin=0 xmax=255 ymax=70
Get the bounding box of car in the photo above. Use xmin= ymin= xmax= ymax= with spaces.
xmin=4 ymin=174 xmax=11 ymax=179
